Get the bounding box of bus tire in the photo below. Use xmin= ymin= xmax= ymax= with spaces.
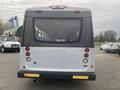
xmin=105 ymin=50 xmax=109 ymax=53
xmin=118 ymin=52 xmax=120 ymax=55
xmin=1 ymin=46 xmax=5 ymax=53
xmin=17 ymin=48 xmax=20 ymax=52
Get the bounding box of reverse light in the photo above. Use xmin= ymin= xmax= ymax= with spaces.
xmin=83 ymin=59 xmax=88 ymax=63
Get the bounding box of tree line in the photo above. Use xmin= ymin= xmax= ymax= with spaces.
xmin=95 ymin=30 xmax=120 ymax=42
xmin=0 ymin=19 xmax=13 ymax=35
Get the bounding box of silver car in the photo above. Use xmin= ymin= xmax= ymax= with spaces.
xmin=105 ymin=43 xmax=119 ymax=53
xmin=0 ymin=35 xmax=21 ymax=53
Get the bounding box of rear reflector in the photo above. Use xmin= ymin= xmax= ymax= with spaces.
xmin=24 ymin=73 xmax=40 ymax=78
xmin=72 ymin=75 xmax=89 ymax=80
xmin=83 ymin=59 xmax=88 ymax=63
xmin=26 ymin=57 xmax=31 ymax=62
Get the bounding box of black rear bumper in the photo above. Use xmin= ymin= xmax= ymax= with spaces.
xmin=17 ymin=70 xmax=96 ymax=80
xmin=4 ymin=48 xmax=20 ymax=51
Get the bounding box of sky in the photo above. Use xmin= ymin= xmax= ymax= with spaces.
xmin=0 ymin=0 xmax=120 ymax=37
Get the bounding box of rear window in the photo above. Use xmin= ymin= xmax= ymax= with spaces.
xmin=33 ymin=19 xmax=82 ymax=43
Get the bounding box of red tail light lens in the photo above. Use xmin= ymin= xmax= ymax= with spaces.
xmin=84 ymin=53 xmax=89 ymax=57
xmin=25 ymin=47 xmax=30 ymax=51
xmin=26 ymin=52 xmax=30 ymax=56
xmin=85 ymin=48 xmax=89 ymax=52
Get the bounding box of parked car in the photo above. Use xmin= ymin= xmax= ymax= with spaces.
xmin=117 ymin=43 xmax=120 ymax=55
xmin=100 ymin=43 xmax=112 ymax=50
xmin=105 ymin=43 xmax=119 ymax=53
xmin=0 ymin=35 xmax=21 ymax=53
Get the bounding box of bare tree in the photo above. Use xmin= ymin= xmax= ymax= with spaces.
xmin=95 ymin=32 xmax=104 ymax=42
xmin=95 ymin=30 xmax=117 ymax=42
xmin=3 ymin=22 xmax=13 ymax=31
xmin=118 ymin=38 xmax=120 ymax=42
xmin=0 ymin=19 xmax=3 ymax=35
xmin=0 ymin=19 xmax=14 ymax=35
xmin=104 ymin=30 xmax=116 ymax=42
xmin=99 ymin=32 xmax=104 ymax=42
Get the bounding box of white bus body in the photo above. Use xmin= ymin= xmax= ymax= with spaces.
xmin=17 ymin=6 xmax=96 ymax=80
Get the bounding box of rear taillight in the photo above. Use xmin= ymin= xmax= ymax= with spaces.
xmin=85 ymin=48 xmax=89 ymax=52
xmin=84 ymin=53 xmax=89 ymax=58
xmin=83 ymin=48 xmax=90 ymax=65
xmin=26 ymin=52 xmax=30 ymax=56
xmin=25 ymin=47 xmax=30 ymax=51
xmin=25 ymin=47 xmax=31 ymax=62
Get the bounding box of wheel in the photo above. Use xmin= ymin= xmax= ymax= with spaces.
xmin=118 ymin=51 xmax=120 ymax=55
xmin=109 ymin=50 xmax=112 ymax=53
xmin=17 ymin=48 xmax=20 ymax=52
xmin=18 ymin=48 xmax=20 ymax=52
xmin=100 ymin=48 xmax=102 ymax=50
xmin=105 ymin=49 xmax=109 ymax=53
xmin=113 ymin=50 xmax=117 ymax=54
xmin=1 ymin=46 xmax=5 ymax=53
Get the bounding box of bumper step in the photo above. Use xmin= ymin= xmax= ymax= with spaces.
xmin=17 ymin=70 xmax=96 ymax=80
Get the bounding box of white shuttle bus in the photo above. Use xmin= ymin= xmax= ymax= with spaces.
xmin=17 ymin=6 xmax=96 ymax=80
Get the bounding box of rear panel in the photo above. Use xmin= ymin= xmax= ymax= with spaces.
xmin=20 ymin=47 xmax=94 ymax=72
xmin=19 ymin=7 xmax=94 ymax=73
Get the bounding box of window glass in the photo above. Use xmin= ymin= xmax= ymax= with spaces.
xmin=34 ymin=19 xmax=81 ymax=43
